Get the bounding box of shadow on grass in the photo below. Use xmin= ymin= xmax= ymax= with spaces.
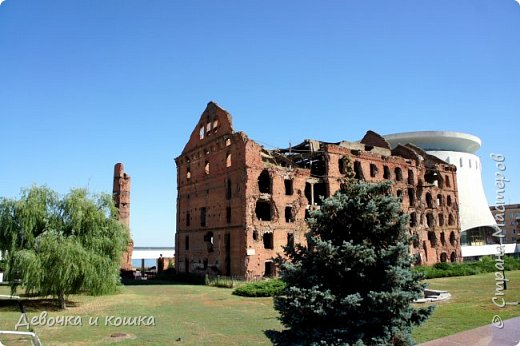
xmin=264 ymin=330 xmax=301 ymax=346
xmin=0 ymin=297 xmax=78 ymax=312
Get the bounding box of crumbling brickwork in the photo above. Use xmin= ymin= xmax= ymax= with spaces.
xmin=175 ymin=102 xmax=462 ymax=279
xmin=113 ymin=163 xmax=134 ymax=271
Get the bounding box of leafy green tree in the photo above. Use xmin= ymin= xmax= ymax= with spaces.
xmin=273 ymin=181 xmax=433 ymax=345
xmin=0 ymin=186 xmax=129 ymax=309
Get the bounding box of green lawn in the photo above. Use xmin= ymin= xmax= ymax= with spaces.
xmin=1 ymin=271 xmax=519 ymax=345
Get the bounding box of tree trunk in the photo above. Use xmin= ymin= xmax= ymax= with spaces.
xmin=58 ymin=291 xmax=66 ymax=309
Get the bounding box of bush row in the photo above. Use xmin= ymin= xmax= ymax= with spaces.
xmin=414 ymin=256 xmax=520 ymax=279
xmin=232 ymin=278 xmax=286 ymax=297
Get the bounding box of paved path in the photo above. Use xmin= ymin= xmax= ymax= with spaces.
xmin=419 ymin=316 xmax=520 ymax=346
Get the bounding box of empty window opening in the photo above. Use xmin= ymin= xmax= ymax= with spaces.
xmin=423 ymin=241 xmax=428 ymax=262
xmin=408 ymin=188 xmax=415 ymax=206
xmin=226 ymin=153 xmax=232 ymax=167
xmin=426 ymin=213 xmax=435 ymax=228
xmin=447 ymin=195 xmax=452 ymax=206
xmin=185 ymin=235 xmax=190 ymax=250
xmin=426 ymin=192 xmax=433 ymax=208
xmin=383 ymin=166 xmax=391 ymax=179
xmin=445 ymin=175 xmax=451 ymax=188
xmin=450 ymin=231 xmax=456 ymax=246
xmin=437 ymin=194 xmax=443 ymax=206
xmin=450 ymin=252 xmax=456 ymax=263
xmin=314 ymin=183 xmax=328 ymax=206
xmin=213 ymin=119 xmax=219 ymax=132
xmin=354 ymin=161 xmax=364 ymax=180
xmin=206 ymin=122 xmax=212 ymax=133
xmin=448 ymin=214 xmax=455 ymax=226
xmin=440 ymin=252 xmax=448 ymax=263
xmin=204 ymin=161 xmax=210 ymax=175
xmin=396 ymin=190 xmax=403 ymax=200
xmin=253 ymin=230 xmax=259 ymax=241
xmin=412 ymin=232 xmax=420 ymax=248
xmin=255 ymin=200 xmax=272 ymax=221
xmin=410 ymin=212 xmax=417 ymax=227
xmin=438 ymin=213 xmax=445 ymax=226
xmin=204 ymin=231 xmax=214 ymax=252
xmin=407 ymin=169 xmax=414 ymax=184
xmin=199 ymin=126 xmax=205 ymax=140
xmin=287 ymin=233 xmax=294 ymax=248
xmin=285 ymin=206 xmax=294 ymax=223
xmin=369 ymin=164 xmax=378 ymax=178
xmin=200 ymin=207 xmax=207 ymax=227
xmin=226 ymin=207 xmax=231 ymax=224
xmin=186 ymin=212 xmax=190 ymax=227
xmin=263 ymin=232 xmax=274 ymax=249
xmin=425 ymin=171 xmax=441 ymax=187
xmin=428 ymin=231 xmax=437 ymax=247
xmin=226 ymin=138 xmax=231 ymax=146
xmin=440 ymin=232 xmax=446 ymax=245
xmin=284 ymin=179 xmax=294 ymax=195
xmin=310 ymin=157 xmax=327 ymax=176
xmin=264 ymin=261 xmax=273 ymax=277
xmin=226 ymin=179 xmax=232 ymax=200
xmin=395 ymin=167 xmax=403 ymax=181
xmin=258 ymin=170 xmax=271 ymax=194
xmin=339 ymin=158 xmax=347 ymax=175
xmin=186 ymin=166 xmax=191 ymax=180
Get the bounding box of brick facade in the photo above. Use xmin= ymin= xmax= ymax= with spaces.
xmin=175 ymin=102 xmax=462 ymax=279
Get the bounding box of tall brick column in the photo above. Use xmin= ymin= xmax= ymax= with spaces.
xmin=113 ymin=163 xmax=134 ymax=271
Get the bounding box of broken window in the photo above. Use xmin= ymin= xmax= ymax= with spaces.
xmin=354 ymin=161 xmax=364 ymax=180
xmin=204 ymin=160 xmax=210 ymax=175
xmin=185 ymin=235 xmax=190 ymax=250
xmin=383 ymin=166 xmax=391 ymax=179
xmin=206 ymin=122 xmax=212 ymax=133
xmin=448 ymin=214 xmax=455 ymax=226
xmin=263 ymin=232 xmax=274 ymax=249
xmin=440 ymin=232 xmax=446 ymax=245
xmin=407 ymin=169 xmax=414 ymax=184
xmin=186 ymin=165 xmax=191 ymax=181
xmin=447 ymin=195 xmax=452 ymax=206
xmin=226 ymin=179 xmax=232 ymax=200
xmin=440 ymin=252 xmax=448 ymax=263
xmin=370 ymin=164 xmax=378 ymax=178
xmin=450 ymin=252 xmax=456 ymax=262
xmin=396 ymin=190 xmax=403 ymax=200
xmin=213 ymin=119 xmax=219 ymax=132
xmin=287 ymin=233 xmax=294 ymax=248
xmin=253 ymin=230 xmax=259 ymax=241
xmin=186 ymin=212 xmax=190 ymax=227
xmin=437 ymin=194 xmax=443 ymax=206
xmin=264 ymin=261 xmax=273 ymax=277
xmin=284 ymin=179 xmax=294 ymax=195
xmin=204 ymin=231 xmax=214 ymax=252
xmin=314 ymin=183 xmax=327 ymax=206
xmin=408 ymin=188 xmax=415 ymax=206
xmin=339 ymin=158 xmax=346 ymax=175
xmin=310 ymin=156 xmax=327 ymax=176
xmin=226 ymin=207 xmax=231 ymax=224
xmin=226 ymin=152 xmax=232 ymax=167
xmin=425 ymin=170 xmax=442 ymax=188
xmin=450 ymin=231 xmax=456 ymax=246
xmin=199 ymin=126 xmax=205 ymax=140
xmin=225 ymin=138 xmax=231 ymax=146
xmin=445 ymin=175 xmax=451 ymax=188
xmin=426 ymin=213 xmax=435 ymax=228
xmin=285 ymin=206 xmax=294 ymax=223
xmin=428 ymin=231 xmax=437 ymax=247
xmin=426 ymin=192 xmax=433 ymax=208
xmin=200 ymin=207 xmax=207 ymax=227
xmin=258 ymin=170 xmax=271 ymax=194
xmin=410 ymin=212 xmax=417 ymax=227
xmin=438 ymin=213 xmax=444 ymax=226
xmin=255 ymin=200 xmax=272 ymax=221
xmin=394 ymin=167 xmax=403 ymax=181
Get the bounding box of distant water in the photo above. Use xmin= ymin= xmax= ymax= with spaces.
xmin=132 ymin=259 xmax=156 ymax=269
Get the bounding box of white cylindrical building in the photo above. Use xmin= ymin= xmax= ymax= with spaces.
xmin=383 ymin=131 xmax=500 ymax=257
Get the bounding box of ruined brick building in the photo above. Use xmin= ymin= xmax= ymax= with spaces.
xmin=175 ymin=102 xmax=462 ymax=279
xmin=113 ymin=163 xmax=134 ymax=271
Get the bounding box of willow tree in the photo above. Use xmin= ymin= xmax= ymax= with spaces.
xmin=0 ymin=186 xmax=129 ymax=309
xmin=273 ymin=181 xmax=433 ymax=345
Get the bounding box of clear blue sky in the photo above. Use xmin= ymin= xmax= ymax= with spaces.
xmin=1 ymin=1 xmax=519 ymax=247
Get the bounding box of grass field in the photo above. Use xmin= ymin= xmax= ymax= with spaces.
xmin=1 ymin=271 xmax=519 ymax=345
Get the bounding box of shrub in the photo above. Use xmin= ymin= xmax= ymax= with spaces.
xmin=414 ymin=256 xmax=520 ymax=279
xmin=233 ymin=279 xmax=285 ymax=297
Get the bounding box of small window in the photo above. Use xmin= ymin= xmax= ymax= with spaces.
xmin=226 ymin=179 xmax=232 ymax=200
xmin=370 ymin=164 xmax=378 ymax=178
xmin=206 ymin=122 xmax=212 ymax=133
xmin=450 ymin=252 xmax=456 ymax=263
xmin=437 ymin=194 xmax=443 ymax=206
xmin=200 ymin=207 xmax=207 ymax=227
xmin=448 ymin=214 xmax=455 ymax=226
xmin=284 ymin=179 xmax=294 ymax=195
xmin=199 ymin=126 xmax=205 ymax=140
xmin=264 ymin=261 xmax=273 ymax=277
xmin=226 ymin=153 xmax=232 ymax=167
xmin=226 ymin=138 xmax=231 ymax=146
xmin=428 ymin=231 xmax=437 ymax=247
xmin=440 ymin=232 xmax=446 ymax=245
xmin=383 ymin=166 xmax=391 ymax=179
xmin=226 ymin=207 xmax=231 ymax=224
xmin=205 ymin=161 xmax=210 ymax=175
xmin=263 ymin=232 xmax=274 ymax=249
xmin=285 ymin=206 xmax=294 ymax=223
xmin=396 ymin=190 xmax=403 ymax=200
xmin=185 ymin=235 xmax=190 ymax=250
xmin=410 ymin=212 xmax=417 ymax=227
xmin=395 ymin=167 xmax=403 ymax=181
xmin=438 ymin=213 xmax=444 ymax=226
xmin=186 ymin=212 xmax=190 ymax=227
xmin=354 ymin=161 xmax=364 ymax=180
xmin=287 ymin=233 xmax=294 ymax=248
xmin=445 ymin=175 xmax=451 ymax=188
xmin=255 ymin=200 xmax=272 ymax=221
xmin=447 ymin=195 xmax=452 ymax=206
xmin=426 ymin=213 xmax=435 ymax=228
xmin=426 ymin=193 xmax=433 ymax=208
xmin=186 ymin=166 xmax=191 ymax=180
xmin=408 ymin=188 xmax=415 ymax=206
xmin=450 ymin=231 xmax=456 ymax=246
xmin=213 ymin=119 xmax=219 ymax=132
xmin=407 ymin=169 xmax=414 ymax=184
xmin=258 ymin=170 xmax=271 ymax=194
